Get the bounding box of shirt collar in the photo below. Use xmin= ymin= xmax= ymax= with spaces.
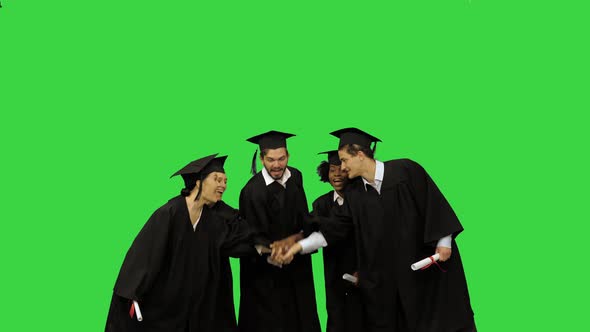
xmin=262 ymin=166 xmax=291 ymax=187
xmin=333 ymin=190 xmax=344 ymax=206
xmin=362 ymin=160 xmax=384 ymax=193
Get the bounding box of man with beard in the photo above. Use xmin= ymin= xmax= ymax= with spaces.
xmin=283 ymin=128 xmax=476 ymax=332
xmin=237 ymin=130 xmax=321 ymax=332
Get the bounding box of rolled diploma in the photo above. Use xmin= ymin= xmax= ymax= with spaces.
xmin=411 ymin=253 xmax=440 ymax=271
xmin=133 ymin=300 xmax=143 ymax=321
xmin=342 ymin=273 xmax=358 ymax=284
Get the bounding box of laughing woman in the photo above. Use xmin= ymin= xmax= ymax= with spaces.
xmin=106 ymin=154 xmax=255 ymax=332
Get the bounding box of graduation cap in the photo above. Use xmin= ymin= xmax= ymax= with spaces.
xmin=170 ymin=153 xmax=227 ymax=179
xmin=171 ymin=153 xmax=228 ymax=196
xmin=318 ymin=150 xmax=341 ymax=166
xmin=330 ymin=127 xmax=381 ymax=153
xmin=246 ymin=130 xmax=295 ymax=150
xmin=246 ymin=130 xmax=295 ymax=175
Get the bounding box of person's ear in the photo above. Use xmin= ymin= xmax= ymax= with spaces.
xmin=358 ymin=150 xmax=366 ymax=161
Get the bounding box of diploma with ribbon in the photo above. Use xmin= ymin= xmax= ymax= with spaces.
xmin=411 ymin=253 xmax=446 ymax=272
xmin=129 ymin=300 xmax=143 ymax=321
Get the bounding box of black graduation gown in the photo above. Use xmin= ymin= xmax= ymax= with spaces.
xmin=211 ymin=201 xmax=258 ymax=332
xmin=105 ymin=196 xmax=254 ymax=332
xmin=209 ymin=201 xmax=259 ymax=332
xmin=238 ymin=167 xmax=321 ymax=332
xmin=312 ymin=192 xmax=365 ymax=332
xmin=321 ymin=159 xmax=475 ymax=332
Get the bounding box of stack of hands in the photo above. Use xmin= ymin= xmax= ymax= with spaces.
xmin=260 ymin=232 xmax=453 ymax=273
xmin=264 ymin=232 xmax=304 ymax=267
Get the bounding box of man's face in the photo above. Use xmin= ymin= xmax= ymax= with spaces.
xmin=328 ymin=164 xmax=348 ymax=191
xmin=200 ymin=172 xmax=227 ymax=205
xmin=261 ymin=148 xmax=289 ymax=180
xmin=338 ymin=149 xmax=362 ymax=179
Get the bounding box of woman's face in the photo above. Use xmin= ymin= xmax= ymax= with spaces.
xmin=199 ymin=171 xmax=227 ymax=205
xmin=328 ymin=164 xmax=348 ymax=192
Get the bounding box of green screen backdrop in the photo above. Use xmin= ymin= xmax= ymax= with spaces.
xmin=1 ymin=1 xmax=588 ymax=331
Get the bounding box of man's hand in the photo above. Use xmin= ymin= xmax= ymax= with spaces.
xmin=435 ymin=246 xmax=452 ymax=262
xmin=278 ymin=242 xmax=303 ymax=265
xmin=266 ymin=256 xmax=283 ymax=268
xmin=270 ymin=232 xmax=304 ymax=262
xmin=352 ymin=271 xmax=360 ymax=286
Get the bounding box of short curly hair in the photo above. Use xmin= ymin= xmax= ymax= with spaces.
xmin=316 ymin=161 xmax=330 ymax=182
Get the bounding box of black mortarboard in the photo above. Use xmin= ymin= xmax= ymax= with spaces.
xmin=329 ymin=127 xmax=381 ymax=151
xmin=170 ymin=153 xmax=227 ymax=179
xmin=318 ymin=150 xmax=341 ymax=165
xmin=246 ymin=130 xmax=295 ymax=175
xmin=246 ymin=130 xmax=295 ymax=150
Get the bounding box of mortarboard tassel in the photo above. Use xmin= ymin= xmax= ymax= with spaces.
xmin=251 ymin=149 xmax=258 ymax=175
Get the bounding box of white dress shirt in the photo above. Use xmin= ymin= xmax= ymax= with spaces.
xmin=262 ymin=166 xmax=291 ymax=188
xmin=362 ymin=159 xmax=385 ymax=194
xmin=333 ymin=191 xmax=344 ymax=206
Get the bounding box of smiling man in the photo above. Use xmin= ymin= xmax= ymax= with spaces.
xmin=331 ymin=127 xmax=476 ymax=332
xmin=282 ymin=128 xmax=476 ymax=332
xmin=237 ymin=131 xmax=320 ymax=332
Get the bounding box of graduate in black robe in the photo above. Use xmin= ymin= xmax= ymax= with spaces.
xmin=331 ymin=128 xmax=476 ymax=332
xmin=312 ymin=150 xmax=365 ymax=332
xmin=284 ymin=129 xmax=476 ymax=332
xmin=238 ymin=131 xmax=321 ymax=332
xmin=105 ymin=154 xmax=256 ymax=332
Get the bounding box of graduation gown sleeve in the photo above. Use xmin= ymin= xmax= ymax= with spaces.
xmin=112 ymin=206 xmax=172 ymax=301
xmin=402 ymin=159 xmax=464 ymax=245
xmin=308 ymin=190 xmax=355 ymax=247
xmin=211 ymin=200 xmax=258 ymax=257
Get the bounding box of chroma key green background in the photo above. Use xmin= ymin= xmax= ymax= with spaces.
xmin=1 ymin=1 xmax=588 ymax=331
